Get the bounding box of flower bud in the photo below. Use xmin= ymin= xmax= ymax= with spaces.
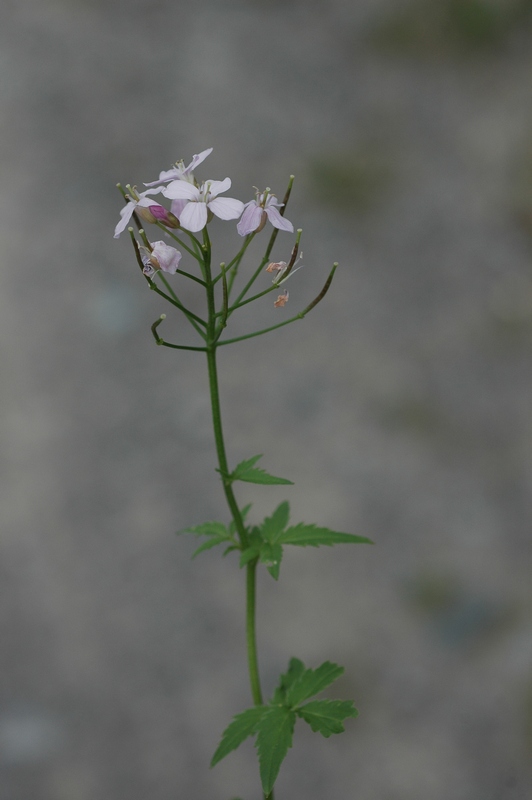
xmin=149 ymin=205 xmax=180 ymax=229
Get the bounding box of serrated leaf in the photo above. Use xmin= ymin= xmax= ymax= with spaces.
xmin=231 ymin=456 xmax=293 ymax=486
xmin=192 ymin=536 xmax=229 ymax=558
xmin=232 ymin=454 xmax=264 ymax=476
xmin=285 ymin=661 xmax=344 ymax=708
xmin=222 ymin=545 xmax=240 ymax=557
xmin=211 ymin=706 xmax=268 ymax=768
xmin=238 ymin=468 xmax=294 ymax=486
xmin=255 ymin=706 xmax=296 ymax=795
xmin=178 ymin=521 xmax=229 ymax=538
xmin=278 ymin=523 xmax=373 ymax=548
xmin=271 ymin=658 xmax=306 ymax=704
xmin=259 ymin=542 xmax=283 ymax=580
xmin=296 ymin=699 xmax=358 ymax=737
xmin=260 ymin=501 xmax=290 ymax=543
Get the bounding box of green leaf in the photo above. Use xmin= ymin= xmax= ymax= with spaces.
xmin=259 ymin=542 xmax=283 ymax=580
xmin=211 ymin=706 xmax=268 ymax=768
xmin=239 ymin=529 xmax=262 ymax=567
xmin=192 ymin=536 xmax=229 ymax=558
xmin=177 ymin=521 xmax=235 ymax=559
xmin=271 ymin=658 xmax=306 ymax=704
xmin=255 ymin=706 xmax=296 ymax=795
xmin=297 ymin=699 xmax=358 ymax=737
xmin=285 ymin=661 xmax=345 ymax=708
xmin=278 ymin=523 xmax=373 ymax=548
xmin=178 ymin=521 xmax=230 ymax=538
xmin=261 ymin=501 xmax=290 ymax=543
xmin=232 ymin=455 xmax=294 ymax=486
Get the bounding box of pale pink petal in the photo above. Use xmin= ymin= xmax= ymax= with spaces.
xmin=237 ymin=203 xmax=263 ymax=236
xmin=206 ymin=177 xmax=232 ymax=197
xmin=208 ymin=196 xmax=244 ymax=221
xmin=180 ymin=202 xmax=208 ymax=232
xmin=264 ymin=206 xmax=294 ymax=232
xmin=151 ymin=241 xmax=182 ymax=274
xmin=163 ymin=181 xmax=200 ymax=201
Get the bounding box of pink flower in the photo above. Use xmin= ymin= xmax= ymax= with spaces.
xmin=143 ymin=148 xmax=213 ymax=188
xmin=162 ymin=178 xmax=244 ymax=233
xmin=237 ymin=189 xmax=294 ymax=237
xmin=139 ymin=241 xmax=182 ymax=277
xmin=114 ymin=186 xmax=166 ymax=238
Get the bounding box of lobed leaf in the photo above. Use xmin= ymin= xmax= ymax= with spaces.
xmin=278 ymin=523 xmax=373 ymax=548
xmin=211 ymin=705 xmax=268 ymax=768
xmin=285 ymin=661 xmax=345 ymax=708
xmin=296 ymin=699 xmax=358 ymax=737
xmin=255 ymin=705 xmax=296 ymax=796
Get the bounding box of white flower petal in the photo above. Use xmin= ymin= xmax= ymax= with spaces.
xmin=180 ymin=202 xmax=208 ymax=232
xmin=163 ymin=181 xmax=200 ymax=201
xmin=205 ymin=177 xmax=232 ymax=198
xmin=264 ymin=206 xmax=294 ymax=232
xmin=208 ymin=197 xmax=244 ymax=221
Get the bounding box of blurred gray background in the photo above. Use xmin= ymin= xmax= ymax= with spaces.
xmin=1 ymin=0 xmax=532 ymax=798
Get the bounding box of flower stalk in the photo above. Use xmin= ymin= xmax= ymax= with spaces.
xmin=115 ymin=150 xmax=365 ymax=800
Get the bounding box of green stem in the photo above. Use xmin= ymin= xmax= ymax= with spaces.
xmin=203 ymin=230 xmax=265 ymax=712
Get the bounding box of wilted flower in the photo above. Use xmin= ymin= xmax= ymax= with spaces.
xmin=162 ymin=178 xmax=244 ymax=233
xmin=273 ymin=290 xmax=289 ymax=308
xmin=114 ymin=186 xmax=166 ymax=239
xmin=139 ymin=241 xmax=182 ymax=277
xmin=265 ymin=261 xmax=287 ymax=277
xmin=237 ymin=189 xmax=294 ymax=237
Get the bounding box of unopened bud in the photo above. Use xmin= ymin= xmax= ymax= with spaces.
xmin=149 ymin=205 xmax=181 ymax=229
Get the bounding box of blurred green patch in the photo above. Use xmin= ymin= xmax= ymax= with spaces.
xmin=369 ymin=0 xmax=532 ymax=58
xmin=307 ymin=144 xmax=395 ymax=212
xmin=404 ymin=572 xmax=518 ymax=649
xmin=511 ymin=138 xmax=532 ymax=235
xmin=375 ymin=396 xmax=465 ymax=449
xmin=484 ymin=278 xmax=532 ymax=351
xmin=406 ymin=572 xmax=461 ymax=614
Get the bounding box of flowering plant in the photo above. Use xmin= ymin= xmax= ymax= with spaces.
xmin=115 ymin=148 xmax=372 ymax=799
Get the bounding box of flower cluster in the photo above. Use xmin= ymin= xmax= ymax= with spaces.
xmin=114 ymin=147 xmax=293 ymax=238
